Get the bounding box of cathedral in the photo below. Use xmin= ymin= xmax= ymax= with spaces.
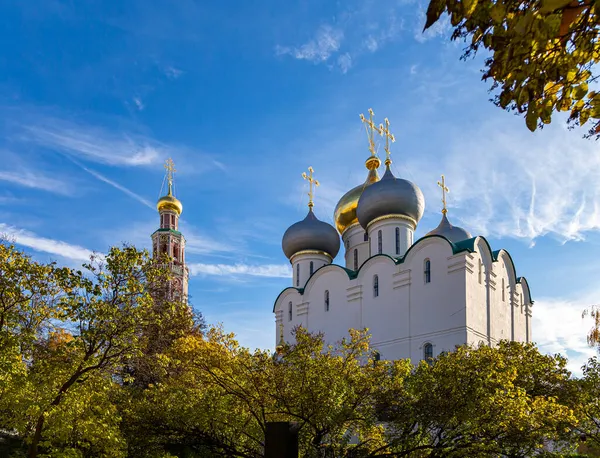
xmin=274 ymin=109 xmax=533 ymax=362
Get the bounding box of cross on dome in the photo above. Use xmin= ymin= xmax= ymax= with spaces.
xmin=437 ymin=174 xmax=450 ymax=214
xmin=359 ymin=108 xmax=382 ymax=157
xmin=379 ymin=117 xmax=395 ymax=166
xmin=302 ymin=166 xmax=320 ymax=209
xmin=164 ymin=158 xmax=177 ymax=196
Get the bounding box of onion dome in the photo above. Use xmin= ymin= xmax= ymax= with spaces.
xmin=282 ymin=209 xmax=340 ymax=259
xmin=426 ymin=213 xmax=472 ymax=243
xmin=356 ymin=164 xmax=425 ymax=230
xmin=157 ymin=192 xmax=183 ymax=215
xmin=157 ymin=158 xmax=183 ymax=215
xmin=333 ymin=156 xmax=381 ymax=235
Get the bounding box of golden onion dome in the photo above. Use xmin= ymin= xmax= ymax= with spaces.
xmin=333 ymin=156 xmax=381 ymax=235
xmin=157 ymin=182 xmax=183 ymax=215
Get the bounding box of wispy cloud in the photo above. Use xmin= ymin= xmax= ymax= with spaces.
xmin=133 ymin=97 xmax=145 ymax=111
xmin=276 ymin=25 xmax=343 ymax=63
xmin=0 ymin=169 xmax=71 ymax=195
xmin=0 ymin=223 xmax=94 ymax=262
xmin=72 ymin=161 xmax=154 ymax=210
xmin=428 ymin=122 xmax=600 ymax=244
xmin=337 ymin=53 xmax=352 ymax=74
xmin=533 ymin=290 xmax=599 ymax=376
xmin=164 ymin=66 xmax=183 ymax=80
xmin=20 ymin=118 xmax=161 ymax=166
xmin=189 ymin=262 xmax=291 ymax=278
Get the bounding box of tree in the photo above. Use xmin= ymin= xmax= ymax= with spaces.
xmin=423 ymin=0 xmax=600 ymax=136
xmin=125 ymin=327 xmax=580 ymax=458
xmin=0 ymin=242 xmax=170 ymax=458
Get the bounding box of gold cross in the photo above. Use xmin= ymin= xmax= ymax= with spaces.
xmin=164 ymin=158 xmax=176 ymax=195
xmin=359 ymin=108 xmax=382 ymax=157
xmin=437 ymin=174 xmax=449 ymax=214
xmin=379 ymin=117 xmax=395 ymax=166
xmin=302 ymin=166 xmax=320 ymax=209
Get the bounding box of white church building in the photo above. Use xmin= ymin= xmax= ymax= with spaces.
xmin=273 ymin=110 xmax=532 ymax=363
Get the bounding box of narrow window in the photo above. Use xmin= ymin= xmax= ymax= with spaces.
xmin=424 ymin=259 xmax=431 ymax=284
xmin=424 ymin=343 xmax=433 ymax=361
xmin=395 ymin=227 xmax=400 ymax=255
xmin=353 ymin=249 xmax=358 ymax=271
xmin=502 ymin=278 xmax=505 ymax=302
xmin=324 ymin=290 xmax=330 ymax=312
xmin=377 ymin=230 xmax=382 ymax=254
xmin=288 ymin=301 xmax=292 ymax=321
xmin=373 ymin=351 xmax=381 ymax=361
xmin=309 ymin=261 xmax=314 ymax=275
xmin=478 ymin=260 xmax=483 ymax=284
xmin=171 ymin=214 xmax=175 ymax=227
xmin=373 ymin=275 xmax=379 ymax=297
xmin=364 ymin=232 xmax=369 ymax=242
xmin=296 ymin=264 xmax=300 ymax=287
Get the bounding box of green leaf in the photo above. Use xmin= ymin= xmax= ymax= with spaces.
xmin=526 ymin=103 xmax=539 ymax=131
xmin=462 ymin=0 xmax=479 ymax=17
xmin=539 ymin=0 xmax=573 ymax=14
xmin=424 ymin=0 xmax=446 ymax=31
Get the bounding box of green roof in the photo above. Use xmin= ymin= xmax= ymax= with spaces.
xmin=273 ymin=234 xmax=532 ymax=311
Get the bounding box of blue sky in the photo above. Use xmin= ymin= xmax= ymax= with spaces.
xmin=1 ymin=0 xmax=599 ymax=374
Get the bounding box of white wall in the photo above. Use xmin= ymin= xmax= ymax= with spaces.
xmin=274 ymin=235 xmax=532 ymax=363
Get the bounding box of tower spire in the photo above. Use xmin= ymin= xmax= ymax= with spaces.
xmin=164 ymin=158 xmax=176 ymax=196
xmin=437 ymin=174 xmax=450 ymax=215
xmin=302 ymin=166 xmax=320 ymax=209
xmin=359 ymin=108 xmax=383 ymax=157
xmin=380 ymin=117 xmax=395 ymax=167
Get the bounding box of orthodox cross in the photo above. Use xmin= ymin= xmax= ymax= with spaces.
xmin=379 ymin=117 xmax=395 ymax=166
xmin=437 ymin=174 xmax=449 ymax=214
xmin=359 ymin=108 xmax=382 ymax=157
xmin=302 ymin=166 xmax=320 ymax=209
xmin=164 ymin=158 xmax=176 ymax=195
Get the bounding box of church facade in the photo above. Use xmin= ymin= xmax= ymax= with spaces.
xmin=273 ymin=110 xmax=532 ymax=363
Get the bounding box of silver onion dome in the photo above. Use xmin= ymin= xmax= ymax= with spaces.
xmin=282 ymin=209 xmax=341 ymax=260
xmin=356 ymin=166 xmax=425 ymax=229
xmin=426 ymin=213 xmax=472 ymax=243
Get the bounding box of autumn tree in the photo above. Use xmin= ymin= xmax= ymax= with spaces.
xmin=423 ymin=0 xmax=600 ymax=135
xmin=124 ymin=327 xmax=581 ymax=458
xmin=0 ymin=242 xmax=171 ymax=458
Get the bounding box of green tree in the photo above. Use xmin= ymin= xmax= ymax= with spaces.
xmin=0 ymin=242 xmax=170 ymax=457
xmin=423 ymin=0 xmax=600 ymax=135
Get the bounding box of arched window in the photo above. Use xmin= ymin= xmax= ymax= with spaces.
xmin=502 ymin=278 xmax=505 ymax=301
xmin=171 ymin=214 xmax=175 ymax=227
xmin=377 ymin=230 xmax=383 ymax=254
xmin=288 ymin=301 xmax=292 ymax=321
xmin=373 ymin=275 xmax=379 ymax=297
xmin=324 ymin=290 xmax=330 ymax=311
xmin=424 ymin=343 xmax=433 ymax=361
xmin=296 ymin=264 xmax=300 ymax=287
xmin=364 ymin=232 xmax=369 ymax=242
xmin=353 ymin=249 xmax=358 ymax=271
xmin=309 ymin=261 xmax=314 ymax=276
xmin=395 ymin=227 xmax=400 ymax=255
xmin=478 ymin=260 xmax=483 ymax=284
xmin=424 ymin=259 xmax=431 ymax=283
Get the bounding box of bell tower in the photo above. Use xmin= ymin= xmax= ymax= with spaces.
xmin=151 ymin=158 xmax=189 ymax=301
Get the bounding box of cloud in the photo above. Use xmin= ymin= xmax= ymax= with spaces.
xmin=337 ymin=53 xmax=352 ymax=74
xmin=276 ymin=25 xmax=343 ymax=63
xmin=414 ymin=6 xmax=452 ymax=43
xmin=20 ymin=119 xmax=161 ymax=166
xmin=0 ymin=223 xmax=94 ymax=262
xmin=431 ymin=122 xmax=600 ymax=243
xmin=133 ymin=97 xmax=145 ymax=111
xmin=533 ymin=291 xmax=599 ymax=376
xmin=0 ymin=169 xmax=71 ymax=195
xmin=164 ymin=66 xmax=183 ymax=80
xmin=189 ymin=262 xmax=291 ymax=278
xmin=71 ymin=161 xmax=155 ymax=210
